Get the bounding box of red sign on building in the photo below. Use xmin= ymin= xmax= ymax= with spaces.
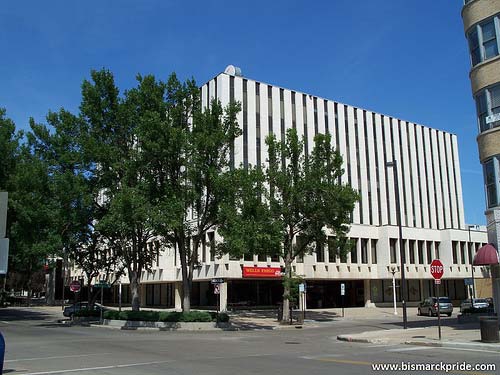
xmin=242 ymin=267 xmax=283 ymax=279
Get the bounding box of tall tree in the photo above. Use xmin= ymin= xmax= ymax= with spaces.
xmin=8 ymin=135 xmax=61 ymax=303
xmin=140 ymin=74 xmax=241 ymax=312
xmin=79 ymin=70 xmax=158 ymax=311
xmin=218 ymin=128 xmax=358 ymax=322
xmin=0 ymin=108 xmax=19 ymax=190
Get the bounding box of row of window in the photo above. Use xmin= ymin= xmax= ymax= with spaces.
xmin=451 ymin=241 xmax=485 ymax=265
xmin=476 ymin=83 xmax=500 ymax=132
xmin=484 ymin=156 xmax=500 ymax=208
xmin=204 ymin=76 xmax=463 ymax=231
xmin=467 ymin=15 xmax=500 ymax=67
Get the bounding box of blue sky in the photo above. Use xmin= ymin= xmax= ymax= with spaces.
xmin=0 ymin=1 xmax=485 ymax=224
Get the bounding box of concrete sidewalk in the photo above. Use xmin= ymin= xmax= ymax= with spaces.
xmin=338 ymin=323 xmax=500 ymax=352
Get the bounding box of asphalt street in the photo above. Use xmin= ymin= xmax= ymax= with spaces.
xmin=1 ymin=307 xmax=499 ymax=375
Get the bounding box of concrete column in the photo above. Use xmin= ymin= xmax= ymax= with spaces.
xmin=364 ymin=279 xmax=374 ymax=307
xmin=174 ymin=282 xmax=182 ymax=311
xmin=219 ymin=282 xmax=228 ymax=312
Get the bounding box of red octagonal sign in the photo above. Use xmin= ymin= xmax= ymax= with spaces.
xmin=430 ymin=259 xmax=444 ymax=280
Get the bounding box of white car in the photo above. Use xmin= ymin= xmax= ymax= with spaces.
xmin=459 ymin=298 xmax=490 ymax=312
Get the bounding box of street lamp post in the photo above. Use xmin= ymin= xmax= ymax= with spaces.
xmin=390 ymin=266 xmax=398 ymax=315
xmin=386 ymin=160 xmax=408 ymax=329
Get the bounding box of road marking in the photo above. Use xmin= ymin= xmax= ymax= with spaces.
xmin=0 ymin=321 xmax=10 ymax=324
xmin=19 ymin=360 xmax=173 ymax=375
xmin=6 ymin=353 xmax=112 ymax=363
xmin=387 ymin=346 xmax=432 ymax=352
xmin=438 ymin=346 xmax=500 ymax=355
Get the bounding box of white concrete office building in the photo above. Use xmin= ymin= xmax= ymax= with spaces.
xmin=96 ymin=66 xmax=490 ymax=310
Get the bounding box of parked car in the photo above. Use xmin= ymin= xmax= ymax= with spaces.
xmin=460 ymin=298 xmax=490 ymax=312
xmin=418 ymin=297 xmax=453 ymax=317
xmin=63 ymin=302 xmax=105 ymax=318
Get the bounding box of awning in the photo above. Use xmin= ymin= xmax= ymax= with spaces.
xmin=473 ymin=243 xmax=499 ymax=266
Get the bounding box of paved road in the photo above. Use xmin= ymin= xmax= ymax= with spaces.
xmin=1 ymin=307 xmax=499 ymax=375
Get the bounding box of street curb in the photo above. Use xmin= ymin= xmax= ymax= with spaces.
xmin=405 ymin=340 xmax=500 ymax=352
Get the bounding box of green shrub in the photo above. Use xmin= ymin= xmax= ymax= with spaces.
xmin=102 ymin=310 xmax=229 ymax=322
xmin=180 ymin=311 xmax=212 ymax=322
xmin=118 ymin=310 xmax=159 ymax=321
xmin=158 ymin=311 xmax=182 ymax=322
xmin=217 ymin=312 xmax=230 ymax=322
xmin=103 ymin=310 xmax=120 ymax=320
xmin=74 ymin=308 xmax=100 ymax=317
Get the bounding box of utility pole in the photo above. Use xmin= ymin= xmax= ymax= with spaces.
xmin=387 ymin=160 xmax=408 ymax=329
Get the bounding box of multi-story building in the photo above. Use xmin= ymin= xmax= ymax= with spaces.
xmin=461 ymin=0 xmax=500 ymax=310
xmin=81 ymin=66 xmax=489 ymax=311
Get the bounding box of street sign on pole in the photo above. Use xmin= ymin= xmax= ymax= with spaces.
xmin=430 ymin=259 xmax=444 ymax=340
xmin=430 ymin=259 xmax=444 ymax=280
xmin=340 ymin=283 xmax=345 ymax=296
xmin=69 ymin=280 xmax=81 ymax=293
xmin=211 ymin=278 xmax=224 ymax=284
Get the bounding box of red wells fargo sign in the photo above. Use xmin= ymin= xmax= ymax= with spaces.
xmin=242 ymin=267 xmax=283 ymax=279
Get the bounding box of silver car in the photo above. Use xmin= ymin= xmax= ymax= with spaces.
xmin=418 ymin=297 xmax=453 ymax=317
xmin=460 ymin=298 xmax=490 ymax=312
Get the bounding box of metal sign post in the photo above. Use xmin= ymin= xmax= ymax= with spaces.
xmin=213 ymin=283 xmax=221 ymax=325
xmin=430 ymin=259 xmax=444 ymax=341
xmin=341 ymin=283 xmax=345 ymax=318
xmin=436 ymin=279 xmax=442 ymax=340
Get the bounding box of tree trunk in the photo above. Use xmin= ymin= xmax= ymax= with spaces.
xmin=179 ymin=237 xmax=192 ymax=312
xmin=281 ymin=260 xmax=291 ymax=323
xmin=129 ymin=270 xmax=140 ymax=311
xmin=46 ymin=269 xmax=55 ymax=305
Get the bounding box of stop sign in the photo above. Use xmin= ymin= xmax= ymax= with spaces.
xmin=430 ymin=259 xmax=444 ymax=280
xmin=69 ymin=280 xmax=81 ymax=293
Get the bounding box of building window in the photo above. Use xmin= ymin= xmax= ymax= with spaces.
xmin=350 ymin=238 xmax=358 ymax=264
xmin=361 ymin=239 xmax=368 ymax=264
xmin=390 ymin=239 xmax=397 ymax=264
xmin=484 ymin=157 xmax=499 ymax=208
xmin=208 ymin=232 xmax=215 ymax=261
xmin=328 ymin=237 xmax=336 ymax=263
xmin=418 ymin=241 xmax=424 ymax=264
xmin=468 ymin=17 xmax=500 ymax=67
xmin=371 ymin=239 xmax=378 ymax=264
xmin=482 ymin=20 xmax=499 ymax=60
xmin=476 ymin=83 xmax=500 ymax=132
xmin=316 ymin=241 xmax=324 ymax=263
xmin=452 ymin=241 xmax=458 ymax=264
xmin=468 ymin=28 xmax=481 ymax=66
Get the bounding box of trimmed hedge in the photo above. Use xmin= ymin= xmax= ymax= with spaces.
xmin=103 ymin=310 xmax=229 ymax=323
xmin=74 ymin=309 xmax=101 ymax=318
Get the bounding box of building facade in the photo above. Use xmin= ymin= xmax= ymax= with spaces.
xmin=461 ymin=0 xmax=500 ymax=311
xmin=78 ymin=66 xmax=490 ymax=310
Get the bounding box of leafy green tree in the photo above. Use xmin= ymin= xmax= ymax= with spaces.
xmin=7 ymin=138 xmax=61 ymax=304
xmin=79 ymin=70 xmax=158 ymax=311
xmin=218 ymin=128 xmax=358 ymax=322
xmin=139 ymin=74 xmax=241 ymax=312
xmin=0 ymin=108 xmax=19 ymax=190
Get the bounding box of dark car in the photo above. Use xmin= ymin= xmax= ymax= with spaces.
xmin=63 ymin=302 xmax=105 ymax=318
xmin=418 ymin=297 xmax=453 ymax=317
